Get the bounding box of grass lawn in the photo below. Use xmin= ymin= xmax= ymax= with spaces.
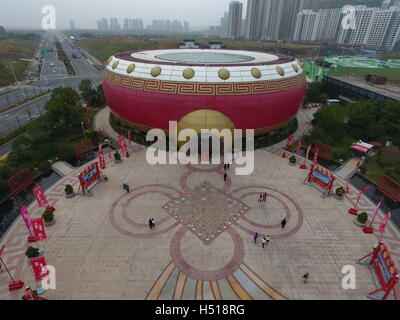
xmin=0 ymin=38 xmax=39 ymax=86
xmin=361 ymin=156 xmax=386 ymax=183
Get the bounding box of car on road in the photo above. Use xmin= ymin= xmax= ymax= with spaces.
xmin=50 ymin=63 xmax=54 ymax=67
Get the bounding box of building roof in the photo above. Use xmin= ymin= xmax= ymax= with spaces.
xmin=325 ymin=75 xmax=400 ymax=101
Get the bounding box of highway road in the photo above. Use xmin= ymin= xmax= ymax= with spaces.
xmin=0 ymin=31 xmax=103 ymax=147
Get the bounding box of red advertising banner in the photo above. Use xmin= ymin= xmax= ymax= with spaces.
xmin=30 ymin=256 xmax=49 ymax=281
xmin=19 ymin=206 xmax=32 ymax=234
xmin=33 ymin=184 xmax=48 ymax=208
xmin=378 ymin=175 xmax=400 ymax=202
xmin=285 ymin=135 xmax=295 ymax=148
xmin=31 ymin=218 xmax=47 ymax=241
xmin=380 ymin=212 xmax=392 ymax=235
xmin=79 ymin=162 xmax=101 ymax=193
xmin=118 ymin=135 xmax=127 ymax=154
xmin=296 ymin=136 xmax=302 ymax=153
xmin=98 ymin=150 xmax=106 ymax=169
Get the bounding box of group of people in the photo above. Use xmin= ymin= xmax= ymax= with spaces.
xmin=258 ymin=192 xmax=268 ymax=202
xmin=252 ymin=232 xmax=270 ymax=248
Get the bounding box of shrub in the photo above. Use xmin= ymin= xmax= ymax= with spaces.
xmin=64 ymin=184 xmax=74 ymax=194
xmin=114 ymin=151 xmax=121 ymax=161
xmin=336 ymin=187 xmax=345 ymax=197
xmin=42 ymin=210 xmax=54 ymax=223
xmin=25 ymin=246 xmax=40 ymax=259
xmin=289 ymin=155 xmax=297 ymax=164
xmin=357 ymin=212 xmax=368 ymax=224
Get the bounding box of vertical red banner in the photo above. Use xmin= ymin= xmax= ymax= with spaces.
xmin=118 ymin=135 xmax=129 ymax=157
xmin=19 ymin=206 xmax=33 ymax=234
xmin=31 ymin=218 xmax=47 ymax=241
xmin=128 ymin=130 xmax=131 ymax=146
xmin=33 ymin=184 xmax=48 ymax=208
xmin=98 ymin=150 xmax=106 ymax=169
xmin=30 ymin=256 xmax=49 ymax=281
xmin=296 ymin=136 xmax=302 ymax=153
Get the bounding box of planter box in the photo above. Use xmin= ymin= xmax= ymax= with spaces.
xmin=354 ymin=219 xmax=367 ymax=228
xmin=44 ymin=219 xmax=56 ymax=227
xmin=65 ymin=192 xmax=75 ymax=199
xmin=334 ymin=194 xmax=344 ymax=200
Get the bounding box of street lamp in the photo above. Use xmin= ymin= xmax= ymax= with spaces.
xmin=81 ymin=121 xmax=87 ymax=138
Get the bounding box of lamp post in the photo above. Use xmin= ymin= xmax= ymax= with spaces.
xmin=81 ymin=121 xmax=86 ymax=138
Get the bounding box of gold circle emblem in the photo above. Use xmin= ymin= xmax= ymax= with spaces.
xmin=218 ymin=68 xmax=230 ymax=80
xmin=112 ymin=61 xmax=119 ymax=70
xmin=292 ymin=64 xmax=299 ymax=73
xmin=151 ymin=66 xmax=162 ymax=77
xmin=251 ymin=68 xmax=262 ymax=79
xmin=276 ymin=66 xmax=285 ymax=76
xmin=183 ymin=68 xmax=195 ymax=79
xmin=127 ymin=64 xmax=136 ymax=74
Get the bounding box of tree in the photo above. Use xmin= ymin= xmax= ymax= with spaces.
xmin=380 ymin=102 xmax=400 ymax=146
xmin=45 ymin=88 xmax=83 ymax=132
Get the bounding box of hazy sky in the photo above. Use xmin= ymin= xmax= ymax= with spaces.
xmin=0 ymin=0 xmax=246 ymax=29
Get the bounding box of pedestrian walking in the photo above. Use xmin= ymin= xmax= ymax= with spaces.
xmin=151 ymin=218 xmax=155 ymax=229
xmin=262 ymin=237 xmax=267 ymax=248
xmin=302 ymin=272 xmax=310 ymax=283
xmin=122 ymin=181 xmax=130 ymax=193
xmin=224 ymin=172 xmax=227 ymax=182
xmin=263 ymin=192 xmax=268 ymax=202
xmin=252 ymin=232 xmax=259 ymax=244
xmin=148 ymin=218 xmax=153 ymax=229
xmin=265 ymin=235 xmax=270 ymax=244
xmin=258 ymin=194 xmax=263 ymax=202
xmin=281 ymin=218 xmax=287 ymax=229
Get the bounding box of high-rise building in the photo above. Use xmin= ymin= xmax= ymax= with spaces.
xmin=293 ymin=10 xmax=318 ymax=41
xmin=220 ymin=11 xmax=230 ymax=36
xmin=184 ymin=21 xmax=190 ymax=33
xmin=314 ymin=8 xmax=342 ymax=41
xmin=228 ymin=1 xmax=243 ymax=39
xmin=130 ymin=19 xmax=144 ymax=31
xmin=109 ymin=18 xmax=121 ymax=31
xmin=367 ymin=5 xmax=400 ymax=49
xmin=97 ymin=18 xmax=109 ymax=31
xmin=278 ymin=0 xmax=303 ymax=40
xmin=262 ymin=0 xmax=283 ymax=41
xmin=245 ymin=0 xmax=266 ymax=41
xmin=69 ymin=21 xmax=75 ymax=30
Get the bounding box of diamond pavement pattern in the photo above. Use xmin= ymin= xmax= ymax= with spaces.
xmin=163 ymin=182 xmax=250 ymax=244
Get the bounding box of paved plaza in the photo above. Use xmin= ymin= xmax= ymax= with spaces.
xmin=1 ymin=142 xmax=400 ymax=300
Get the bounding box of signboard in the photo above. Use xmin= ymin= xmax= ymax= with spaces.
xmin=30 ymin=257 xmax=49 ymax=281
xmin=315 ymin=142 xmax=333 ymax=161
xmin=19 ymin=206 xmax=32 ymax=234
xmin=31 ymin=218 xmax=47 ymax=241
xmin=78 ymin=162 xmax=101 ymax=194
xmin=118 ymin=136 xmax=127 ymax=154
xmin=378 ymin=175 xmax=400 ymax=202
xmin=8 ymin=168 xmax=33 ymax=196
xmin=33 ymin=184 xmax=48 ymax=207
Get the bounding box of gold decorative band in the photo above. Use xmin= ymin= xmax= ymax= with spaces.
xmin=104 ymin=69 xmax=306 ymax=96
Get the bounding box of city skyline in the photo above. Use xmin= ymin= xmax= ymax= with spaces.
xmin=0 ymin=0 xmax=245 ymax=29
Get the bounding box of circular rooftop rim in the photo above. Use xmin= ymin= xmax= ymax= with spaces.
xmin=114 ymin=49 xmax=294 ymax=67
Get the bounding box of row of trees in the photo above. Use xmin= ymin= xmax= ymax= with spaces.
xmin=0 ymin=81 xmax=104 ymax=200
xmin=304 ymin=99 xmax=400 ymax=163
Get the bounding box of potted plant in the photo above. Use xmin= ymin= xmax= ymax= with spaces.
xmin=335 ymin=187 xmax=345 ymax=200
xmin=42 ymin=210 xmax=55 ymax=226
xmin=354 ymin=212 xmax=368 ymax=227
xmin=114 ymin=150 xmax=122 ymax=164
xmin=288 ymin=155 xmax=297 ymax=166
xmin=64 ymin=184 xmax=75 ymax=198
xmin=25 ymin=246 xmax=40 ymax=259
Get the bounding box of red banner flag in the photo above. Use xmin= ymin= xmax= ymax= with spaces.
xmin=30 ymin=256 xmax=49 ymax=281
xmin=33 ymin=184 xmax=48 ymax=208
xmin=128 ymin=130 xmax=131 ymax=146
xmin=312 ymin=147 xmax=319 ymax=166
xmin=379 ymin=212 xmax=391 ymax=235
xmin=285 ymin=135 xmax=295 ymax=148
xmin=19 ymin=206 xmax=33 ymax=234
xmin=345 ymin=179 xmax=350 ymax=194
xmin=98 ymin=143 xmax=102 ymax=152
xmin=98 ymin=150 xmax=106 ymax=169
xmin=297 ymin=136 xmax=302 ymax=153
xmin=118 ymin=135 xmax=129 ymax=157
xmin=31 ymin=218 xmax=47 ymax=241
xmin=371 ymin=199 xmax=383 ymax=225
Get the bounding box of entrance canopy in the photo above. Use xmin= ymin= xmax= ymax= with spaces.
xmin=350 ymin=141 xmax=374 ymax=154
